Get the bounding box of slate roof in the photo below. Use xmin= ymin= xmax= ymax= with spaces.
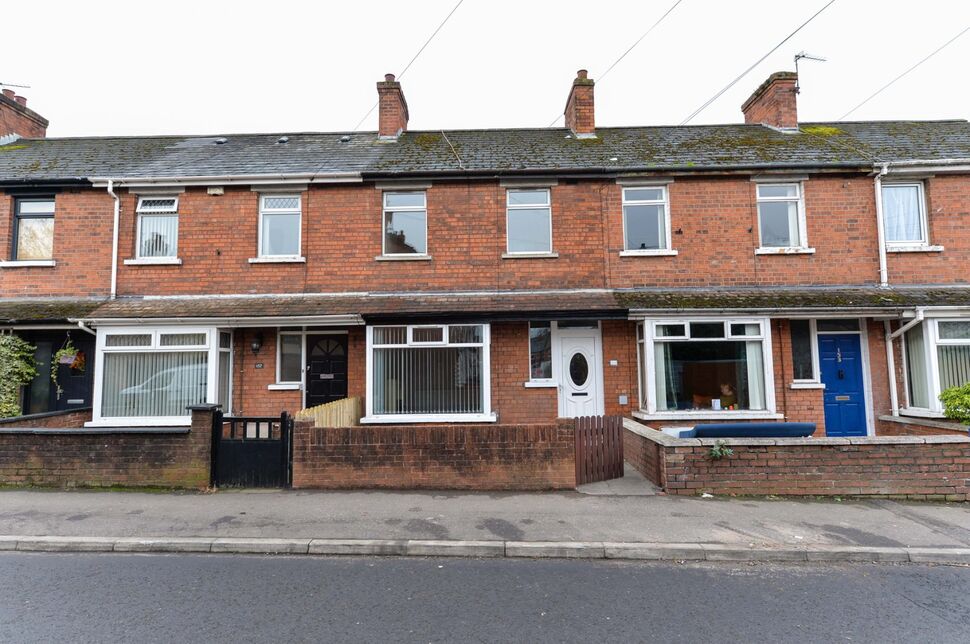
xmin=2 ymin=120 xmax=969 ymax=183
xmin=0 ymin=298 xmax=107 ymax=323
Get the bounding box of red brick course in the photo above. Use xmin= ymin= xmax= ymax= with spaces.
xmin=0 ymin=408 xmax=91 ymax=428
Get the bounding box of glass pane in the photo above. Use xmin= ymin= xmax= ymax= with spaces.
xmin=137 ymin=198 xmax=177 ymax=213
xmin=105 ymin=334 xmax=152 ymax=347
xmin=757 ymin=184 xmax=798 ymax=199
xmin=279 ymin=334 xmax=302 ymax=382
xmin=262 ymin=196 xmax=300 ymax=210
xmin=624 ymin=204 xmax=665 ymax=250
xmin=653 ymin=340 xmax=765 ymax=411
xmin=219 ymin=332 xmax=232 ymax=350
xmin=159 ymin=333 xmax=206 ymax=347
xmin=218 ymin=351 xmax=231 ymax=410
xmin=730 ymin=323 xmax=761 ymax=337
xmin=373 ymin=327 xmax=406 ymax=345
xmin=905 ymin=323 xmax=930 ymax=408
xmin=529 ymin=324 xmax=552 ymax=380
xmin=938 ymin=345 xmax=970 ymax=391
xmin=758 ymin=201 xmax=798 ymax=247
xmin=790 ymin=320 xmax=814 ymax=380
xmin=624 ymin=187 xmax=664 ymax=202
xmin=384 ymin=210 xmax=427 ymax=254
xmin=18 ymin=200 xmax=55 ymax=214
xmin=507 ymin=190 xmax=548 ymax=206
xmin=816 ymin=319 xmax=859 ymax=332
xmin=412 ymin=327 xmax=444 ymax=343
xmin=101 ymin=351 xmax=208 ymax=417
xmin=27 ymin=341 xmax=54 ymax=414
xmin=690 ymin=322 xmax=725 ymax=338
xmin=373 ymin=347 xmax=482 ymax=414
xmin=15 ymin=217 xmax=54 ymax=260
xmin=449 ymin=325 xmax=483 ymax=344
xmin=883 ymin=185 xmax=923 ymax=243
xmin=507 ymin=208 xmax=551 ymax=253
xmin=261 ymin=212 xmax=301 ymax=256
xmin=139 ymin=215 xmax=178 ymax=258
xmin=656 ymin=324 xmax=686 ymax=338
xmin=938 ymin=321 xmax=970 ymax=341
xmin=384 ymin=192 xmax=425 ymax=208
xmin=569 ymin=352 xmax=589 ymax=387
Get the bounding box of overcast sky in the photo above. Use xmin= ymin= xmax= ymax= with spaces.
xmin=4 ymin=0 xmax=969 ymax=137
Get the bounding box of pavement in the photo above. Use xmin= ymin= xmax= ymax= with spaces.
xmin=2 ymin=481 xmax=970 ymax=563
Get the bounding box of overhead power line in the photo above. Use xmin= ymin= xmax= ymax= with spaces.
xmin=679 ymin=0 xmax=837 ymax=125
xmin=547 ymin=0 xmax=685 ymax=127
xmin=839 ymin=25 xmax=970 ymax=121
xmin=351 ymin=0 xmax=465 ymax=132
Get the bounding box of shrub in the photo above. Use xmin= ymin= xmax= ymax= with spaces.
xmin=0 ymin=333 xmax=37 ymax=418
xmin=939 ymin=383 xmax=970 ymax=426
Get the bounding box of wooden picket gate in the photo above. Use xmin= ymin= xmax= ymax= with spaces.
xmin=574 ymin=415 xmax=624 ymax=485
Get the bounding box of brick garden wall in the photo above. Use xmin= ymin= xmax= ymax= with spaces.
xmin=0 ymin=408 xmax=91 ymax=428
xmin=292 ymin=420 xmax=576 ymax=490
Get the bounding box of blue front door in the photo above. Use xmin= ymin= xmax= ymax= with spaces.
xmin=819 ymin=334 xmax=867 ymax=437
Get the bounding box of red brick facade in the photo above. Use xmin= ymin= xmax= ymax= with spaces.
xmin=0 ymin=91 xmax=48 ymax=139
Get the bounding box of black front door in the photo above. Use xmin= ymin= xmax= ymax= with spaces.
xmin=305 ymin=334 xmax=348 ymax=408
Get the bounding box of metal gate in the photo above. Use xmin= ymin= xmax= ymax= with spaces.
xmin=211 ymin=411 xmax=293 ymax=488
xmin=575 ymin=415 xmax=624 ymax=485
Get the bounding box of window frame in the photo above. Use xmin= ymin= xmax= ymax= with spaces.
xmin=636 ymin=317 xmax=778 ymax=419
xmin=527 ymin=321 xmax=555 ymax=386
xmin=621 ymin=185 xmax=673 ymax=254
xmin=134 ymin=196 xmax=180 ymax=260
xmin=902 ymin=317 xmax=970 ymax=416
xmin=789 ymin=319 xmax=822 ymax=386
xmin=11 ymin=196 xmax=56 ymax=262
xmin=257 ymin=194 xmax=303 ymax=260
xmin=505 ymin=188 xmax=553 ymax=255
xmin=276 ymin=330 xmax=306 ymax=387
xmin=363 ymin=323 xmax=494 ymax=423
xmin=755 ymin=182 xmax=808 ymax=251
xmin=381 ymin=191 xmax=428 ymax=257
xmin=882 ymin=181 xmax=929 ymax=248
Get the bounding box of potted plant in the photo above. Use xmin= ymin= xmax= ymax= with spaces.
xmin=51 ymin=336 xmax=85 ymax=400
xmin=939 ymin=383 xmax=970 ymax=435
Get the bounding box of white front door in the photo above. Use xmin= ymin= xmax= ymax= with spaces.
xmin=559 ymin=329 xmax=604 ymax=417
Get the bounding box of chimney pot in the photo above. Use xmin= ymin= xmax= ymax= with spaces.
xmin=564 ymin=68 xmax=596 ymax=137
xmin=377 ymin=73 xmax=409 ymax=139
xmin=385 ymin=73 xmax=396 ymax=82
xmin=14 ymin=95 xmax=26 ymax=106
xmin=576 ymin=69 xmax=588 ymax=80
xmin=741 ymin=71 xmax=798 ymax=130
xmin=1 ymin=89 xmax=13 ymax=99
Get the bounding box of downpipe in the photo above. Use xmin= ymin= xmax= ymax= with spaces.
xmin=873 ymin=163 xmax=889 ymax=287
xmin=107 ymin=179 xmax=120 ymax=299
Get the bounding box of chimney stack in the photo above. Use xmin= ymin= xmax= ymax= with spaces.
xmin=377 ymin=73 xmax=409 ymax=139
xmin=564 ymin=69 xmax=595 ymax=137
xmin=741 ymin=71 xmax=798 ymax=130
xmin=0 ymin=90 xmax=48 ymax=139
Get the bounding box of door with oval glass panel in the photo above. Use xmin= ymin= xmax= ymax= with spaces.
xmin=305 ymin=333 xmax=349 ymax=408
xmin=558 ymin=327 xmax=604 ymax=417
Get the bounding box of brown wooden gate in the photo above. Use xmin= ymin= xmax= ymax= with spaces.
xmin=574 ymin=415 xmax=624 ymax=485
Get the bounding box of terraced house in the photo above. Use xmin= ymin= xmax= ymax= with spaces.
xmin=2 ymin=71 xmax=970 ymax=438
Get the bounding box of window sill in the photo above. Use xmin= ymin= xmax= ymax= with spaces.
xmin=0 ymin=260 xmax=55 ymax=267
xmin=633 ymin=410 xmax=784 ymax=422
xmin=619 ymin=249 xmax=678 ymax=257
xmin=123 ymin=257 xmax=182 ymax=265
xmin=84 ymin=418 xmax=192 ymax=428
xmin=790 ymin=381 xmax=825 ymax=390
xmin=899 ymin=407 xmax=946 ymax=419
xmin=887 ymin=245 xmax=944 ymax=253
xmin=501 ymin=252 xmax=559 ymax=259
xmin=360 ymin=413 xmax=497 ymax=424
xmin=524 ymin=381 xmax=558 ymax=388
xmin=374 ymin=255 xmax=432 ymax=262
xmin=754 ymin=247 xmax=816 ymax=255
xmin=267 ymin=383 xmax=301 ymax=391
xmin=248 ymin=257 xmax=306 ymax=264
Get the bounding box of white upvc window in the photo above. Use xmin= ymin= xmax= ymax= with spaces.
xmin=902 ymin=318 xmax=970 ymax=415
xmin=756 ymin=182 xmax=809 ymax=251
xmin=382 ymin=191 xmax=428 ymax=256
xmin=528 ymin=321 xmax=554 ymax=384
xmin=789 ymin=319 xmax=821 ymax=385
xmin=135 ymin=196 xmax=179 ymax=259
xmin=506 ymin=189 xmax=553 ymax=255
xmin=257 ymin=194 xmax=302 ymax=259
xmin=363 ymin=323 xmax=494 ymax=423
xmin=883 ymin=182 xmax=929 ymax=247
xmin=621 ymin=186 xmax=672 ymax=253
xmin=637 ymin=317 xmax=777 ymax=419
xmin=91 ymin=327 xmax=231 ymax=426
xmin=277 ymin=331 xmax=304 ymax=385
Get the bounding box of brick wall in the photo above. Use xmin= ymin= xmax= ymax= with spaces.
xmin=0 ymin=92 xmax=48 ymax=138
xmin=0 ymin=408 xmax=91 ymax=428
xmin=624 ymin=421 xmax=970 ymax=500
xmin=490 ymin=322 xmax=558 ymax=423
xmin=292 ymin=420 xmax=576 ymax=490
xmin=0 ymin=406 xmax=216 ymax=489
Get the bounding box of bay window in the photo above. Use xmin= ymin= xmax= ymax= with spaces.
xmin=638 ymin=318 xmax=775 ymax=417
xmin=904 ymin=319 xmax=970 ymax=414
xmin=365 ymin=324 xmax=493 ymax=422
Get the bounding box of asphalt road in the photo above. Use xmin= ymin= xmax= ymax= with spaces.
xmin=1 ymin=554 xmax=968 ymax=643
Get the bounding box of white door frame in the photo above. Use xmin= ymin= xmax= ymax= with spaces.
xmin=556 ymin=323 xmax=605 ymax=417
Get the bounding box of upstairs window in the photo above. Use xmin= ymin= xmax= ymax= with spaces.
xmin=258 ymin=195 xmax=302 ymax=258
xmin=883 ymin=183 xmax=928 ymax=246
xmin=622 ymin=186 xmax=670 ymax=251
xmin=12 ymin=198 xmax=55 ymax=260
xmin=136 ymin=196 xmax=179 ymax=258
xmin=756 ymin=183 xmax=806 ymax=249
xmin=383 ymin=192 xmax=427 ymax=255
xmin=506 ymin=189 xmax=552 ymax=254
